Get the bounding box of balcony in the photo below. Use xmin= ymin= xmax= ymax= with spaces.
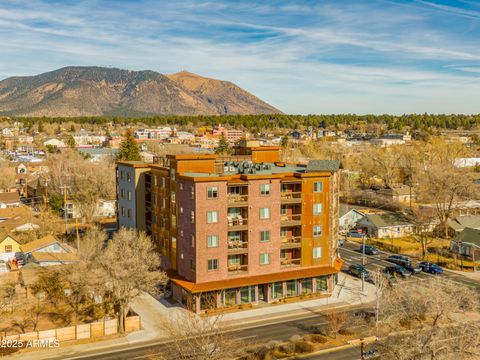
xmin=280 ymin=192 xmax=302 ymax=204
xmin=280 ymin=236 xmax=302 ymax=249
xmin=280 ymin=214 xmax=302 ymax=226
xmin=228 ymin=254 xmax=248 ymax=274
xmin=227 ymin=194 xmax=248 ymax=207
xmin=280 ymin=258 xmax=301 ymax=268
xmin=227 ymin=240 xmax=248 ymax=254
xmin=227 ymin=215 xmax=248 ymax=231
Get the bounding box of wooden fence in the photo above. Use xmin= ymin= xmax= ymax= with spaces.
xmin=1 ymin=316 xmax=141 ymax=342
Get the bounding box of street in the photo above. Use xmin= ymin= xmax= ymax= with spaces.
xmin=339 ymin=241 xmax=480 ymax=290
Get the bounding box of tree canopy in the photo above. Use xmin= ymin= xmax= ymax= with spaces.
xmin=117 ymin=129 xmax=141 ymax=161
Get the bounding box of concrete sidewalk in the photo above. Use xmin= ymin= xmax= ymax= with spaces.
xmin=220 ymin=272 xmax=375 ymax=326
xmin=6 ymin=273 xmax=374 ymax=360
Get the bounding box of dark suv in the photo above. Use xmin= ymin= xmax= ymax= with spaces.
xmin=387 ymin=255 xmax=421 ymax=274
xmin=349 ymin=264 xmax=370 ymax=279
xmin=359 ymin=245 xmax=379 ymax=255
xmin=385 ymin=265 xmax=411 ymax=278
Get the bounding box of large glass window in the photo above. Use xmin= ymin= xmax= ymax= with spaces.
xmin=260 ymin=184 xmax=271 ymax=196
xmin=207 ymin=186 xmax=218 ymax=199
xmin=207 ymin=235 xmax=219 ymax=248
xmin=240 ymin=286 xmax=256 ymax=304
xmin=286 ymin=280 xmax=298 ymax=297
xmin=302 ymin=278 xmax=313 ymax=294
xmin=316 ymin=276 xmax=328 ymax=292
xmin=313 ymin=247 xmax=322 ymax=259
xmin=314 ymin=181 xmax=323 ymax=193
xmin=313 ymin=225 xmax=322 ymax=237
xmin=207 ymin=211 xmax=218 ymax=223
xmin=222 ymin=289 xmax=237 ymax=307
xmin=260 ymin=207 xmax=270 ymax=219
xmin=271 ymin=282 xmax=283 ymax=299
xmin=260 ymin=230 xmax=270 ymax=242
xmin=207 ymin=259 xmax=218 ymax=271
xmin=313 ymin=203 xmax=323 ymax=215
xmin=260 ymin=253 xmax=270 ymax=265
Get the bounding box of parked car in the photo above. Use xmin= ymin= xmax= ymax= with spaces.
xmin=387 ymin=254 xmax=411 ymax=267
xmin=404 ymin=262 xmax=422 ymax=275
xmin=419 ymin=261 xmax=443 ymax=274
xmin=347 ymin=230 xmax=366 ymax=239
xmin=349 ymin=264 xmax=370 ymax=279
xmin=385 ymin=265 xmax=411 ymax=278
xmin=359 ymin=244 xmax=379 ymax=255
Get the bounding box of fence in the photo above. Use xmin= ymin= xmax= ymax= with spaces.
xmin=1 ymin=316 xmax=141 ymax=342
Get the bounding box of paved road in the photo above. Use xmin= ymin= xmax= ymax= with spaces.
xmin=339 ymin=241 xmax=480 ymax=289
xmin=54 ymin=305 xmax=371 ymax=360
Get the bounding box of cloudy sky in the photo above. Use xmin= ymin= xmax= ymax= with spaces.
xmin=1 ymin=0 xmax=479 ymax=114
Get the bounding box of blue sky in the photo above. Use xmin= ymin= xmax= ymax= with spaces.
xmin=1 ymin=0 xmax=480 ymax=114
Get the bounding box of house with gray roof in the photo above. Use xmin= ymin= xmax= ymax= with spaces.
xmin=356 ymin=211 xmax=414 ymax=239
xmin=450 ymin=227 xmax=480 ymax=265
xmin=446 ymin=215 xmax=480 ymax=234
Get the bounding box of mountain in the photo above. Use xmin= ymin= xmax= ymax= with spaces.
xmin=0 ymin=67 xmax=281 ymax=117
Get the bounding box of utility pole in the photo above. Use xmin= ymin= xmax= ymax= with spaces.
xmin=362 ymin=235 xmax=366 ymax=292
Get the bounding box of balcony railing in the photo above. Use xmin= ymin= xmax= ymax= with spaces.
xmin=280 ymin=236 xmax=302 ymax=248
xmin=227 ymin=217 xmax=248 ymax=227
xmin=280 ymin=192 xmax=302 ymax=203
xmin=227 ymin=264 xmax=248 ymax=274
xmin=227 ymin=194 xmax=248 ymax=205
xmin=280 ymin=214 xmax=302 ymax=225
xmin=280 ymin=258 xmax=301 ymax=267
xmin=228 ymin=241 xmax=248 ymax=254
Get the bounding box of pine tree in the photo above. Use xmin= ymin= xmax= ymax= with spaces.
xmin=67 ymin=135 xmax=76 ymax=148
xmin=117 ymin=129 xmax=141 ymax=161
xmin=215 ymin=133 xmax=232 ymax=155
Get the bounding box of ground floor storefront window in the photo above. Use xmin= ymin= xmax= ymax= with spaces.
xmin=240 ymin=286 xmax=255 ymax=304
xmin=286 ymin=280 xmax=298 ymax=297
xmin=200 ymin=291 xmax=217 ymax=310
xmin=222 ymin=289 xmax=237 ymax=306
xmin=271 ymin=282 xmax=283 ymax=299
xmin=301 ymin=278 xmax=313 ymax=294
xmin=316 ymin=276 xmax=328 ymax=292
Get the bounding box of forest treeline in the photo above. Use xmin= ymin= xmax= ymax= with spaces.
xmin=5 ymin=113 xmax=480 ymax=131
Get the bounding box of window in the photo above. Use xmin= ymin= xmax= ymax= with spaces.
xmin=162 ymin=177 xmax=166 ymax=187
xmin=172 ymin=237 xmax=177 ymax=249
xmin=4 ymin=245 xmax=12 ymax=253
xmin=260 ymin=230 xmax=270 ymax=242
xmin=314 ymin=181 xmax=323 ymax=193
xmin=260 ymin=207 xmax=270 ymax=219
xmin=171 ymin=191 xmax=176 ymax=203
xmin=271 ymin=282 xmax=283 ymax=299
xmin=120 ymin=189 xmax=125 ymax=199
xmin=191 ymin=235 xmax=195 ymax=248
xmin=127 ymin=191 xmax=131 ymax=201
xmin=313 ymin=247 xmax=322 ymax=259
xmin=179 ymin=207 xmax=183 ymax=214
xmin=260 ymin=184 xmax=270 ymax=196
xmin=207 ymin=259 xmax=218 ymax=271
xmin=207 ymin=211 xmax=218 ymax=223
xmin=171 ymin=214 xmax=177 ymax=227
xmin=313 ymin=203 xmax=322 ymax=215
xmin=127 ymin=209 xmax=131 ymax=219
xmin=179 ymin=230 xmax=183 ymax=237
xmin=207 ymin=186 xmax=218 ymax=199
xmin=190 ymin=211 xmax=195 ymax=223
xmin=313 ymin=225 xmax=322 ymax=237
xmin=154 ymin=176 xmax=158 ymax=186
xmin=127 ymin=172 xmax=131 ymax=183
xmin=190 ymin=259 xmax=195 ymax=271
xmin=170 ymin=168 xmax=176 ymax=180
xmin=179 ymin=183 xmax=183 ymax=190
xmin=121 ymin=207 xmax=125 ymax=217
xmin=240 ymin=286 xmax=256 ymax=304
xmin=301 ymin=278 xmax=313 ymax=295
xmin=207 ymin=235 xmax=219 ymax=248
xmin=286 ymin=280 xmax=298 ymax=297
xmin=162 ymin=198 xmax=166 ymax=209
xmin=190 ymin=186 xmax=195 ymax=199
xmin=260 ymin=253 xmax=270 ymax=265
xmin=316 ymin=276 xmax=328 ymax=292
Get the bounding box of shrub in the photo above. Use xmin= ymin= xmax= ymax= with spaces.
xmin=294 ymin=341 xmax=315 ymax=353
xmin=338 ymin=328 xmax=355 ymax=336
xmin=307 ymin=334 xmax=328 ymax=344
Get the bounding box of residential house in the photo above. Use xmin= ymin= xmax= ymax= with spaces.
xmin=339 ymin=205 xmax=368 ymax=232
xmin=43 ymin=139 xmax=66 ymax=148
xmin=0 ymin=234 xmax=21 ymax=261
xmin=446 ymin=215 xmax=480 ymax=235
xmin=20 ymin=234 xmax=79 ymax=266
xmin=450 ymin=227 xmax=480 ymax=265
xmin=356 ymin=212 xmax=414 ymax=239
xmin=376 ymin=185 xmax=415 ymax=204
xmin=0 ymin=192 xmax=20 ymax=208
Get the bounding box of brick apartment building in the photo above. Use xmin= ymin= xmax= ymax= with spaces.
xmin=116 ymin=141 xmax=343 ymax=313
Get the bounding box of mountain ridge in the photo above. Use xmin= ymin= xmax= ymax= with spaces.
xmin=0 ymin=66 xmax=281 ymax=117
